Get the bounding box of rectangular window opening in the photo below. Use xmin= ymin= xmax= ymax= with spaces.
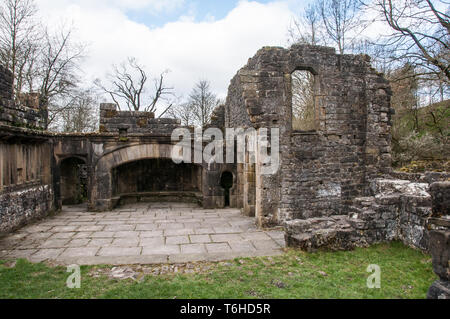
xmin=292 ymin=70 xmax=317 ymax=132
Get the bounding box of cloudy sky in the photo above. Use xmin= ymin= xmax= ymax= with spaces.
xmin=34 ymin=0 xmax=311 ymax=108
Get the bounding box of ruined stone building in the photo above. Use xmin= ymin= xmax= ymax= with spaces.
xmin=0 ymin=45 xmax=448 ymax=297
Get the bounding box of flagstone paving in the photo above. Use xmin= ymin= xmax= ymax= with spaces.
xmin=0 ymin=202 xmax=285 ymax=265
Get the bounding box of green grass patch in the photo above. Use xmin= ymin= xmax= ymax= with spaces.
xmin=0 ymin=242 xmax=436 ymax=299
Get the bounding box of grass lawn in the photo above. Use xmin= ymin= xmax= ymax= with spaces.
xmin=0 ymin=242 xmax=436 ymax=299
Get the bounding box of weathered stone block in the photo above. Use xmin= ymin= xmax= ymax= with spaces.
xmin=427 ymin=280 xmax=450 ymax=299
xmin=429 ymin=182 xmax=450 ymax=217
xmin=429 ymin=230 xmax=450 ymax=281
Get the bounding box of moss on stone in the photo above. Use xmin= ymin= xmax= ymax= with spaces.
xmin=137 ymin=118 xmax=148 ymax=128
xmin=105 ymin=110 xmax=118 ymax=118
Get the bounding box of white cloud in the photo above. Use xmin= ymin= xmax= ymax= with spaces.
xmin=112 ymin=0 xmax=185 ymax=11
xmin=37 ymin=0 xmax=185 ymax=13
xmin=34 ymin=0 xmax=295 ymax=111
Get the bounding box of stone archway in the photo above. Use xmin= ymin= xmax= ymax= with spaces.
xmin=90 ymin=143 xmax=202 ymax=211
xmin=112 ymin=158 xmax=203 ymax=206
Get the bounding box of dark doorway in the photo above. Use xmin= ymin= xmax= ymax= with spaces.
xmin=60 ymin=157 xmax=87 ymax=205
xmin=220 ymin=171 xmax=233 ymax=207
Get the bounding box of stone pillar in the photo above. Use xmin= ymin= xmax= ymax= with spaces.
xmin=202 ymin=163 xmax=224 ymax=209
xmin=255 ymin=128 xmax=281 ymax=227
xmin=236 ymin=163 xmax=244 ymax=209
xmin=89 ymin=172 xmax=113 ymax=211
xmin=243 ymin=149 xmax=255 ymax=216
xmin=427 ymin=182 xmax=450 ymax=299
xmin=89 ymin=145 xmax=113 ymax=211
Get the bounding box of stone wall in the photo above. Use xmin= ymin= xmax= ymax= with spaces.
xmin=209 ymin=104 xmax=226 ymax=130
xmin=99 ymin=103 xmax=181 ymax=135
xmin=0 ymin=66 xmax=55 ymax=235
xmin=285 ymin=178 xmax=434 ymax=252
xmin=0 ymin=66 xmax=46 ymax=130
xmin=0 ymin=100 xmax=47 ymax=130
xmin=0 ymin=184 xmax=54 ymax=234
xmin=349 ymin=179 xmax=432 ymax=250
xmin=224 ymin=45 xmax=393 ymax=226
xmin=0 ymin=65 xmax=12 ymax=100
xmin=0 ymin=133 xmax=55 ymax=235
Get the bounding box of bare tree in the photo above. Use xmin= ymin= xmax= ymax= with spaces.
xmin=36 ymin=27 xmax=85 ymax=112
xmin=187 ymin=80 xmax=220 ymax=127
xmin=167 ymin=101 xmax=196 ymax=126
xmin=95 ymin=57 xmax=174 ymax=116
xmin=317 ymin=0 xmax=364 ymax=54
xmin=0 ymin=0 xmax=86 ymax=132
xmin=288 ymin=3 xmax=322 ymax=45
xmin=373 ymin=0 xmax=450 ymax=82
xmin=0 ymin=0 xmax=39 ymax=97
xmin=48 ymin=88 xmax=98 ymax=133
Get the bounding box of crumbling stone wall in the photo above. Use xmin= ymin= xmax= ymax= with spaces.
xmin=0 ymin=184 xmax=54 ymax=234
xmin=0 ymin=101 xmax=47 ymax=130
xmin=285 ymin=178 xmax=435 ymax=252
xmin=224 ymin=45 xmax=393 ymax=227
xmin=0 ymin=67 xmax=46 ymax=130
xmin=0 ymin=67 xmax=55 ymax=234
xmin=209 ymin=104 xmax=226 ymax=129
xmin=0 ymin=66 xmax=12 ymax=100
xmin=349 ymin=179 xmax=432 ymax=250
xmin=99 ymin=103 xmax=181 ymax=135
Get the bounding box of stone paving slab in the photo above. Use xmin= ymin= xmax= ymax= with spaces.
xmin=0 ymin=202 xmax=286 ymax=265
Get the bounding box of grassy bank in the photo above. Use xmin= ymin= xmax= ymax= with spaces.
xmin=0 ymin=242 xmax=435 ymax=299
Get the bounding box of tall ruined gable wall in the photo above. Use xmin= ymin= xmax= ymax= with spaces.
xmin=224 ymin=45 xmax=393 ymax=225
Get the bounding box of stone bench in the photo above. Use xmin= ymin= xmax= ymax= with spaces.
xmin=112 ymin=191 xmax=203 ymax=207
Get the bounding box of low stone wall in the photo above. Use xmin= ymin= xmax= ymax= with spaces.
xmin=0 ymin=184 xmax=54 ymax=235
xmin=99 ymin=103 xmax=180 ymax=135
xmin=285 ymin=178 xmax=434 ymax=252
xmin=349 ymin=179 xmax=432 ymax=250
xmin=285 ymin=215 xmax=362 ymax=251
